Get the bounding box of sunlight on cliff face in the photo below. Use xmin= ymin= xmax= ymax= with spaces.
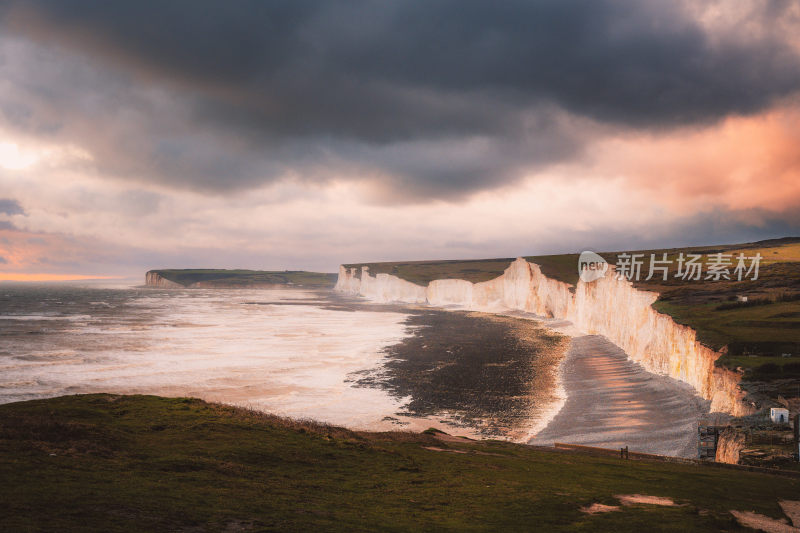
xmin=337 ymin=257 xmax=752 ymax=416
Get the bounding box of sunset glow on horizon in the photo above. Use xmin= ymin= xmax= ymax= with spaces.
xmin=0 ymin=273 xmax=119 ymax=282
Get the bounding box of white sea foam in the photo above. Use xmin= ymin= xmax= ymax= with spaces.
xmin=0 ymin=288 xmax=419 ymax=431
xmin=0 ymin=314 xmax=92 ymax=321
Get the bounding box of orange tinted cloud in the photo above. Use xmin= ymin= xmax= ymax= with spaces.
xmin=0 ymin=273 xmax=115 ymax=281
xmin=591 ymin=103 xmax=800 ymax=213
xmin=0 ymin=226 xmax=116 ymax=278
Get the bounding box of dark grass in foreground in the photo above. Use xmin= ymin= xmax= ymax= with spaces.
xmin=1 ymin=395 xmax=798 ymax=532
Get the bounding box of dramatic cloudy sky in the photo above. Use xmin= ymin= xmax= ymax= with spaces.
xmin=1 ymin=0 xmax=799 ymax=278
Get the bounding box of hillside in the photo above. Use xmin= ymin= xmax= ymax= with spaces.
xmin=344 ymin=238 xmax=800 ymax=385
xmin=1 ymin=394 xmax=798 ymax=532
xmin=145 ymin=269 xmax=337 ymax=289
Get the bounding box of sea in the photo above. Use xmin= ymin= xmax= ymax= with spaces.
xmin=0 ymin=283 xmax=420 ymax=431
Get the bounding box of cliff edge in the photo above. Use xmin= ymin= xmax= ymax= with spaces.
xmin=145 ymin=271 xmax=184 ymax=288
xmin=335 ymin=257 xmax=753 ymax=416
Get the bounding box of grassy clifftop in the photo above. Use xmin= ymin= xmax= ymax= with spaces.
xmin=345 ymin=238 xmax=800 ymax=288
xmin=1 ymin=394 xmax=798 ymax=531
xmin=148 ymin=269 xmax=337 ymax=288
xmin=342 ymin=258 xmax=516 ymax=284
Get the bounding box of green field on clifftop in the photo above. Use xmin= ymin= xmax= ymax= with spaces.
xmin=148 ymin=269 xmax=337 ymax=288
xmin=1 ymin=394 xmax=798 ymax=532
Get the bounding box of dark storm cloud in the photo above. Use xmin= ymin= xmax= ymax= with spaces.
xmin=664 ymin=207 xmax=800 ymax=249
xmin=2 ymin=0 xmax=800 ymax=199
xmin=517 ymin=206 xmax=800 ymax=259
xmin=0 ymin=198 xmax=24 ymax=216
xmin=647 ymin=210 xmax=799 ymax=253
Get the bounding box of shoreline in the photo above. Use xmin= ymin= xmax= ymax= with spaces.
xmin=528 ymin=319 xmax=714 ymax=457
xmin=349 ymin=305 xmax=570 ymax=440
xmin=374 ymin=302 xmax=715 ymax=457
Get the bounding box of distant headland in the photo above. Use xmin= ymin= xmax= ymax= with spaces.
xmin=145 ymin=269 xmax=337 ymax=289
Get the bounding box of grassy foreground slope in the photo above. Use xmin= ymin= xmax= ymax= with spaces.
xmin=148 ymin=269 xmax=337 ymax=288
xmin=345 ymin=238 xmax=800 ymax=380
xmin=1 ymin=394 xmax=798 ymax=532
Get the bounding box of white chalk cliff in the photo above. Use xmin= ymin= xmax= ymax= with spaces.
xmin=334 ymin=258 xmax=752 ymax=416
xmin=145 ymin=271 xmax=184 ymax=288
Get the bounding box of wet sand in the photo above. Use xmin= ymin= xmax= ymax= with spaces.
xmin=531 ymin=333 xmax=711 ymax=458
xmin=353 ymin=308 xmax=569 ymax=439
xmin=329 ymin=296 xmax=712 ymax=456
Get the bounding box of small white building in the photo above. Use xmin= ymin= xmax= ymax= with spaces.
xmin=736 ymin=295 xmax=748 ymax=302
xmin=770 ymin=407 xmax=789 ymax=424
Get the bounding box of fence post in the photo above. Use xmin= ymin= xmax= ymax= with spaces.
xmin=794 ymin=414 xmax=799 ymax=462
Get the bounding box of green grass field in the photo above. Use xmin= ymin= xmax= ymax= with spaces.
xmin=653 ymin=299 xmax=800 ymax=377
xmin=342 ymin=258 xmax=516 ymax=284
xmin=149 ymin=269 xmax=337 ymax=288
xmin=1 ymin=394 xmax=798 ymax=532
